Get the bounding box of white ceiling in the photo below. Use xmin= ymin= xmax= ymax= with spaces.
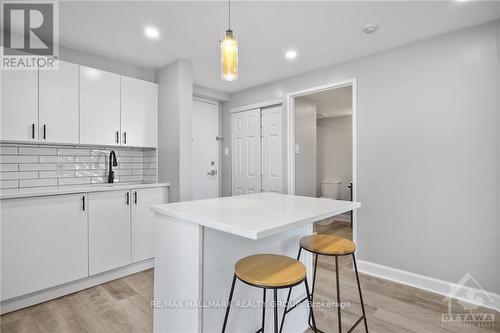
xmin=299 ymin=85 xmax=353 ymax=119
xmin=55 ymin=1 xmax=500 ymax=93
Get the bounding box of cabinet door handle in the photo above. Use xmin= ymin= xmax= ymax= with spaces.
xmin=82 ymin=196 xmax=86 ymax=211
xmin=31 ymin=123 xmax=35 ymax=139
xmin=134 ymin=191 xmax=137 ymax=205
xmin=123 ymin=131 xmax=127 ymax=144
xmin=126 ymin=192 xmax=130 ymax=205
xmin=115 ymin=131 xmax=119 ymax=144
xmin=43 ymin=124 xmax=46 ymax=140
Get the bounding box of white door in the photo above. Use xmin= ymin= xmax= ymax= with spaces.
xmin=261 ymin=105 xmax=283 ymax=193
xmin=121 ymin=76 xmax=158 ymax=147
xmin=131 ymin=187 xmax=167 ymax=262
xmin=79 ymin=66 xmax=121 ymax=146
xmin=231 ymin=109 xmax=262 ymax=195
xmin=1 ymin=194 xmax=88 ymax=300
xmin=192 ymin=100 xmax=219 ymax=199
xmin=88 ymin=190 xmax=131 ymax=275
xmin=39 ymin=61 xmax=79 ymax=144
xmin=0 ymin=69 xmax=38 ymax=141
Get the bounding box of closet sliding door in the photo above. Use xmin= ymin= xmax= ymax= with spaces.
xmin=231 ymin=109 xmax=262 ymax=195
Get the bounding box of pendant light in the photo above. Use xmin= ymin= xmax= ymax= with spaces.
xmin=221 ymin=0 xmax=238 ymax=81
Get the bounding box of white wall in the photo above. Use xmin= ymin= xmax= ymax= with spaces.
xmin=317 ymin=115 xmax=352 ymax=200
xmin=221 ymin=21 xmax=500 ymax=294
xmin=294 ymin=99 xmax=317 ymax=197
xmin=157 ymin=60 xmax=194 ymax=202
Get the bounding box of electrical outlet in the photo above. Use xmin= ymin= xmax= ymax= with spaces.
xmin=56 ymin=162 xmax=65 ymax=176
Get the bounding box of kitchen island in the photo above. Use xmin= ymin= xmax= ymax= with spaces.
xmin=151 ymin=192 xmax=360 ymax=333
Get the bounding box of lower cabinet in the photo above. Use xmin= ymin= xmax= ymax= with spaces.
xmin=131 ymin=187 xmax=167 ymax=262
xmin=0 ymin=186 xmax=167 ymax=303
xmin=88 ymin=190 xmax=132 ymax=275
xmin=1 ymin=194 xmax=88 ymax=300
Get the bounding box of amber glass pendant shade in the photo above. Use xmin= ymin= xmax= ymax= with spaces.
xmin=221 ymin=29 xmax=238 ymax=81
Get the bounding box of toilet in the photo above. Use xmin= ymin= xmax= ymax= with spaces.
xmin=317 ymin=179 xmax=342 ymax=225
xmin=320 ymin=179 xmax=341 ymax=199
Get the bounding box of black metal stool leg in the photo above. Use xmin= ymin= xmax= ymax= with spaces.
xmin=273 ymin=289 xmax=279 ymax=333
xmin=353 ymin=254 xmax=369 ymax=332
xmin=260 ymin=288 xmax=266 ymax=333
xmin=222 ymin=274 xmax=237 ymax=333
xmin=308 ymin=254 xmax=319 ymax=330
xmin=335 ymin=256 xmax=342 ymax=333
xmin=279 ymin=248 xmax=302 ymax=333
xmin=304 ymin=277 xmax=318 ymax=333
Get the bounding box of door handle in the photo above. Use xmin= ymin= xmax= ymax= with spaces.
xmin=43 ymin=124 xmax=46 ymax=140
xmin=207 ymin=170 xmax=217 ymax=176
xmin=82 ymin=196 xmax=86 ymax=211
xmin=31 ymin=123 xmax=35 ymax=139
xmin=134 ymin=191 xmax=137 ymax=205
xmin=126 ymin=192 xmax=130 ymax=205
xmin=123 ymin=131 xmax=127 ymax=144
xmin=115 ymin=131 xmax=119 ymax=144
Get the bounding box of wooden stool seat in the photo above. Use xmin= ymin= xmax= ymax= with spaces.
xmin=300 ymin=234 xmax=356 ymax=256
xmin=235 ymin=254 xmax=306 ymax=288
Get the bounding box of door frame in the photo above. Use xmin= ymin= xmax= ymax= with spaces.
xmin=286 ymin=78 xmax=358 ymax=241
xmin=192 ymin=97 xmax=221 ymax=197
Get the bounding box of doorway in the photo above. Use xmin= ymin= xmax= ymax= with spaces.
xmin=287 ymin=79 xmax=357 ymax=240
xmin=192 ymin=98 xmax=220 ymax=200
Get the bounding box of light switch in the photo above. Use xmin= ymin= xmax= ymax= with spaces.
xmin=295 ymin=144 xmax=300 ymax=154
xmin=224 ymin=147 xmax=229 ymax=156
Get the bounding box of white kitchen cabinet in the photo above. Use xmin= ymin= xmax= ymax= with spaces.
xmin=1 ymin=194 xmax=88 ymax=300
xmin=39 ymin=61 xmax=79 ymax=144
xmin=79 ymin=66 xmax=121 ymax=146
xmin=120 ymin=76 xmax=158 ymax=147
xmin=0 ymin=69 xmax=38 ymax=142
xmin=88 ymin=190 xmax=131 ymax=275
xmin=131 ymin=187 xmax=167 ymax=262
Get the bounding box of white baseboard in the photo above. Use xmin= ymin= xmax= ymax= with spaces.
xmin=357 ymin=260 xmax=500 ymax=312
xmin=0 ymin=259 xmax=154 ymax=315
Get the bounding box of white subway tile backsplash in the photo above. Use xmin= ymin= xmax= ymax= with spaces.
xmin=0 ymin=155 xmax=38 ymax=163
xmin=0 ymin=164 xmax=18 ymax=172
xmin=19 ymin=147 xmax=57 ymax=155
xmin=0 ymin=147 xmax=18 ymax=155
xmin=0 ymin=180 xmax=18 ymax=189
xmin=39 ymin=171 xmax=75 ymax=178
xmin=19 ymin=163 xmax=56 ymax=171
xmin=0 ymin=143 xmax=157 ymax=189
xmin=58 ymin=177 xmax=91 ymax=185
xmin=58 ymin=148 xmax=90 ymax=156
xmin=39 ymin=155 xmax=75 ymax=163
xmin=20 ymin=178 xmax=58 ymax=188
xmin=0 ymin=172 xmax=38 ymax=180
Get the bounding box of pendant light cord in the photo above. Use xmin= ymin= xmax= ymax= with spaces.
xmin=228 ymin=0 xmax=231 ymax=30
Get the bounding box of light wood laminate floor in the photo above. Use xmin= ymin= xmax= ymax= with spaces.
xmin=1 ymin=221 xmax=498 ymax=333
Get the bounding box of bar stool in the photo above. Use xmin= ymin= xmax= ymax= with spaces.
xmin=222 ymin=254 xmax=318 ymax=333
xmin=281 ymin=235 xmax=369 ymax=333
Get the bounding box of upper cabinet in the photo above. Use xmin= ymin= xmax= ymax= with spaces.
xmin=1 ymin=63 xmax=158 ymax=147
xmin=121 ymin=76 xmax=158 ymax=147
xmin=0 ymin=70 xmax=38 ymax=142
xmin=79 ymin=66 xmax=121 ymax=146
xmin=39 ymin=61 xmax=79 ymax=144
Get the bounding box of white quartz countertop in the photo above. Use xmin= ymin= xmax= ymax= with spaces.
xmin=0 ymin=182 xmax=170 ymax=199
xmin=151 ymin=192 xmax=361 ymax=240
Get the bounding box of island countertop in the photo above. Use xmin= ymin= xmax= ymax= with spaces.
xmin=151 ymin=192 xmax=361 ymax=240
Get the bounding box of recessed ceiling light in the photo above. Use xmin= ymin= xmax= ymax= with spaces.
xmin=363 ymin=23 xmax=379 ymax=34
xmin=144 ymin=26 xmax=160 ymax=39
xmin=285 ymin=50 xmax=297 ymax=60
